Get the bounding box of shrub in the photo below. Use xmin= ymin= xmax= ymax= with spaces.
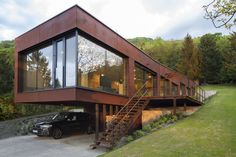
xmin=126 ymin=135 xmax=134 ymax=142
xmin=133 ymin=130 xmax=145 ymax=139
xmin=142 ymin=124 xmax=152 ymax=133
xmin=163 ymin=116 xmax=169 ymax=123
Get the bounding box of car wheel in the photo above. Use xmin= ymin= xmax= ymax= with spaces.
xmin=37 ymin=135 xmax=43 ymax=137
xmin=52 ymin=128 xmax=62 ymax=139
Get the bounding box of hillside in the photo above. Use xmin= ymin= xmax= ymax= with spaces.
xmin=101 ymin=85 xmax=236 ymax=157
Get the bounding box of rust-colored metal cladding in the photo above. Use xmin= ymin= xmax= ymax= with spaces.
xmin=14 ymin=5 xmax=198 ymax=105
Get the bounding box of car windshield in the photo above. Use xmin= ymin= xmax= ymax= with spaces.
xmin=52 ymin=112 xmax=69 ymax=121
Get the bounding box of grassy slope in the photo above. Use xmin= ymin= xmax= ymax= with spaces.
xmin=101 ymin=85 xmax=236 ymax=157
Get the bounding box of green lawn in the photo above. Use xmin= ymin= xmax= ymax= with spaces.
xmin=101 ymin=85 xmax=236 ymax=157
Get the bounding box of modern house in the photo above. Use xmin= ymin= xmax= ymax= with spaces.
xmin=14 ymin=5 xmax=205 ymax=148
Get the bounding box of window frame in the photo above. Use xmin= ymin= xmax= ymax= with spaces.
xmin=19 ymin=29 xmax=128 ymax=97
xmin=76 ymin=31 xmax=127 ymax=96
xmin=134 ymin=62 xmax=156 ymax=96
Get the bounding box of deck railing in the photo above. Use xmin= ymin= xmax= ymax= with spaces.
xmin=189 ymin=85 xmax=206 ymax=103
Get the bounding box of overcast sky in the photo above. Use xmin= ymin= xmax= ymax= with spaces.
xmin=0 ymin=0 xmax=233 ymax=41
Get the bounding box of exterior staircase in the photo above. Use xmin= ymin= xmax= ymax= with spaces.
xmin=95 ymin=82 xmax=150 ymax=148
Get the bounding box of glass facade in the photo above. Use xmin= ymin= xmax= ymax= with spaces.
xmin=77 ymin=35 xmax=125 ymax=95
xmin=21 ymin=31 xmax=126 ymax=95
xmin=171 ymin=83 xmax=178 ymax=96
xmin=65 ymin=36 xmax=76 ymax=87
xmin=187 ymin=87 xmax=191 ymax=96
xmin=180 ymin=83 xmax=186 ymax=96
xmin=134 ymin=64 xmax=154 ymax=96
xmin=160 ymin=77 xmax=165 ymax=96
xmin=23 ymin=44 xmax=53 ymax=91
xmin=55 ymin=40 xmax=64 ymax=88
xmin=20 ymin=30 xmax=193 ymax=98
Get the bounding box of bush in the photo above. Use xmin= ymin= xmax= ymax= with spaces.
xmin=142 ymin=124 xmax=152 ymax=133
xmin=133 ymin=130 xmax=146 ymax=139
xmin=125 ymin=113 xmax=186 ymax=145
xmin=126 ymin=135 xmax=134 ymax=142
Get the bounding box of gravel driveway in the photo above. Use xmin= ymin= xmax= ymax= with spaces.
xmin=0 ymin=134 xmax=106 ymax=157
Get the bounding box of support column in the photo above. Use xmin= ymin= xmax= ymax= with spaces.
xmin=115 ymin=106 xmax=119 ymax=114
xmin=95 ymin=104 xmax=99 ymax=141
xmin=109 ymin=105 xmax=113 ymax=115
xmin=184 ymin=102 xmax=187 ymax=112
xmin=103 ymin=104 xmax=106 ymax=130
xmin=173 ymin=99 xmax=176 ymax=115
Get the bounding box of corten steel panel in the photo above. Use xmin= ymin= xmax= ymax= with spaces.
xmin=15 ymin=28 xmax=40 ymax=53
xmin=15 ymin=88 xmax=76 ymax=103
xmin=16 ymin=7 xmax=77 ymax=52
xmin=15 ymin=5 xmax=197 ymax=105
xmin=75 ymin=88 xmax=128 ymax=106
xmin=127 ymin=58 xmax=135 ymax=97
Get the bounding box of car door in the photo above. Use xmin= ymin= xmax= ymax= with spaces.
xmin=66 ymin=113 xmax=80 ymax=132
xmin=77 ymin=113 xmax=89 ymax=131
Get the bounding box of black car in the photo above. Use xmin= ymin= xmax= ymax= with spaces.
xmin=32 ymin=112 xmax=93 ymax=139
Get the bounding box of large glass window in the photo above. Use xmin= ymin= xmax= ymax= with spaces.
xmin=65 ymin=36 xmax=76 ymax=87
xmin=37 ymin=45 xmax=53 ymax=89
xmin=171 ymin=83 xmax=178 ymax=96
xmin=164 ymin=79 xmax=170 ymax=96
xmin=180 ymin=83 xmax=186 ymax=96
xmin=22 ymin=44 xmax=53 ymax=91
xmin=160 ymin=77 xmax=165 ymax=96
xmin=23 ymin=52 xmax=37 ymax=91
xmin=134 ymin=64 xmax=154 ymax=96
xmin=55 ymin=40 xmax=64 ymax=88
xmin=187 ymin=87 xmax=191 ymax=96
xmin=21 ymin=31 xmax=126 ymax=95
xmin=77 ymin=35 xmax=126 ymax=95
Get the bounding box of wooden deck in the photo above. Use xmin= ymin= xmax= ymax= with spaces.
xmin=143 ymin=95 xmax=203 ymax=108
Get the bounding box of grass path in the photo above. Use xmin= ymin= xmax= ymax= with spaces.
xmin=101 ymin=85 xmax=236 ymax=157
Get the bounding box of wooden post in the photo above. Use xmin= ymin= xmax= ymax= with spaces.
xmin=173 ymin=99 xmax=176 ymax=115
xmin=157 ymin=75 xmax=161 ymax=96
xmin=103 ymin=104 xmax=106 ymax=130
xmin=109 ymin=105 xmax=113 ymax=115
xmin=115 ymin=106 xmax=119 ymax=114
xmin=184 ymin=102 xmax=187 ymax=112
xmin=95 ymin=104 xmax=99 ymax=141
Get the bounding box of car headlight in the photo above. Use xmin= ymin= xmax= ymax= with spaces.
xmin=40 ymin=124 xmax=52 ymax=129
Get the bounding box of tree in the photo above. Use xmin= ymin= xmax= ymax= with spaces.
xmin=0 ymin=41 xmax=14 ymax=95
xmin=221 ymin=32 xmax=236 ymax=82
xmin=177 ymin=34 xmax=200 ymax=80
xmin=199 ymin=34 xmax=222 ymax=83
xmin=203 ymin=0 xmax=236 ymax=29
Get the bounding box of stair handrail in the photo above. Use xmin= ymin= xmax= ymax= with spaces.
xmin=190 ymin=83 xmax=206 ymax=103
xmin=108 ymin=81 xmax=148 ymax=124
xmin=108 ymin=89 xmax=148 ymax=145
xmin=109 ymin=89 xmax=148 ymax=138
